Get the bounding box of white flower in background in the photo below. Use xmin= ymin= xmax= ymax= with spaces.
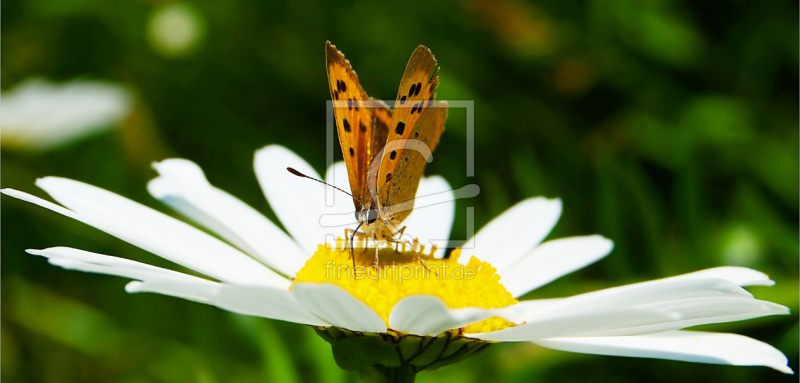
xmin=1 ymin=78 xmax=132 ymax=151
xmin=1 ymin=145 xmax=791 ymax=375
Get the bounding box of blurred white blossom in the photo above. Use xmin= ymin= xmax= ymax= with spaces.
xmin=1 ymin=78 xmax=132 ymax=151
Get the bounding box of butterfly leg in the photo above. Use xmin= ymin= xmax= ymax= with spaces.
xmin=393 ymin=226 xmax=408 ymax=252
xmin=384 ymin=232 xmax=437 ymax=276
xmin=344 ymin=228 xmax=357 ymax=274
xmin=345 ymin=227 xmax=368 ymax=276
xmin=408 ymin=239 xmax=436 ymax=277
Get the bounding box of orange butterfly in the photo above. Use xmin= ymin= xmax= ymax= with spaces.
xmin=325 ymin=41 xmax=447 ymax=260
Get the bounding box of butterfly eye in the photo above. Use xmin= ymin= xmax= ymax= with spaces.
xmin=367 ymin=208 xmax=378 ymax=224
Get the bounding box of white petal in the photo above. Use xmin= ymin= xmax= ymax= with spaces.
xmin=615 ymin=297 xmax=789 ymax=336
xmin=472 ymin=278 xmax=752 ymax=338
xmin=459 ymin=198 xmax=562 ymax=269
xmin=125 ymin=278 xmax=221 ymax=305
xmin=389 ymin=295 xmax=496 ymax=336
xmin=533 ymin=331 xmax=793 ymax=374
xmin=4 ymin=180 xmax=288 ymax=287
xmin=255 ymin=145 xmax=335 ymax=254
xmin=2 ymin=187 xmax=82 ymax=219
xmin=292 ymin=283 xmax=386 ymax=333
xmin=471 ymin=308 xmax=671 ymax=341
xmin=471 ymin=297 xmax=787 ymax=341
xmin=148 ymin=158 xmax=306 ymax=277
xmin=501 ymin=235 xmax=614 ymax=297
xmin=125 ymin=277 xmax=328 ymax=326
xmin=583 ymin=297 xmax=788 ymax=337
xmin=532 ymin=276 xmax=754 ymax=318
xmin=400 ymin=176 xmax=455 ymax=258
xmin=675 ymin=267 xmax=776 ymax=287
xmin=27 ymin=247 xmax=210 ymax=285
xmin=470 ymin=280 xmax=788 ymax=341
xmin=493 ymin=298 xmax=565 ymax=322
xmin=213 ymin=284 xmax=329 ymax=326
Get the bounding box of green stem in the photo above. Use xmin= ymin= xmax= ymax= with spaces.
xmin=360 ymin=365 xmax=416 ymax=383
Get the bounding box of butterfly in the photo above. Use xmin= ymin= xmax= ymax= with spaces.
xmin=325 ymin=41 xmax=447 ymax=258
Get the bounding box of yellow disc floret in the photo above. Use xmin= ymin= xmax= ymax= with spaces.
xmin=293 ymin=240 xmax=517 ymax=334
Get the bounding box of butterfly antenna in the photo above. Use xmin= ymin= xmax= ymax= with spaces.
xmin=286 ymin=167 xmax=353 ymax=197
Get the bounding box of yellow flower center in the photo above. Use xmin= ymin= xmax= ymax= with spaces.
xmin=292 ymin=240 xmax=517 ymax=334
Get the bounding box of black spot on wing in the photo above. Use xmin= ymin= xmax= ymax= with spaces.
xmin=395 ymin=122 xmax=405 ymax=135
xmin=343 ymin=119 xmax=351 ymax=132
xmin=390 ymin=150 xmax=397 ymax=160
xmin=349 ymin=147 xmax=354 ymax=156
xmin=359 ymin=122 xmax=367 ymax=133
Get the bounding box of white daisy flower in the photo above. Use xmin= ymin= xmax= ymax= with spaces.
xmin=2 ymin=145 xmax=791 ymax=377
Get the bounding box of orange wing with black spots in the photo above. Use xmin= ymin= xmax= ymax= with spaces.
xmin=375 ymin=46 xmax=446 ymax=223
xmin=325 ymin=41 xmax=391 ymax=211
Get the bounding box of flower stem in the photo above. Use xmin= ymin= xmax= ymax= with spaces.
xmin=360 ymin=365 xmax=416 ymax=383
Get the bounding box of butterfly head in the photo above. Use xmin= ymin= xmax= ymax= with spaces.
xmin=356 ymin=205 xmax=379 ymax=225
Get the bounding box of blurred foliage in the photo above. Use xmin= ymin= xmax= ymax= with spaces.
xmin=2 ymin=0 xmax=798 ymax=382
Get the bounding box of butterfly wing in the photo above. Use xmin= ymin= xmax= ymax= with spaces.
xmin=325 ymin=41 xmax=391 ymax=210
xmin=375 ymin=45 xmax=446 ymax=224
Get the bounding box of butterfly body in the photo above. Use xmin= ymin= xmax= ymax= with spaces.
xmin=325 ymin=41 xmax=446 ymax=250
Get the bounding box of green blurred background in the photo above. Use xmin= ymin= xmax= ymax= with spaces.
xmin=2 ymin=0 xmax=797 ymax=382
